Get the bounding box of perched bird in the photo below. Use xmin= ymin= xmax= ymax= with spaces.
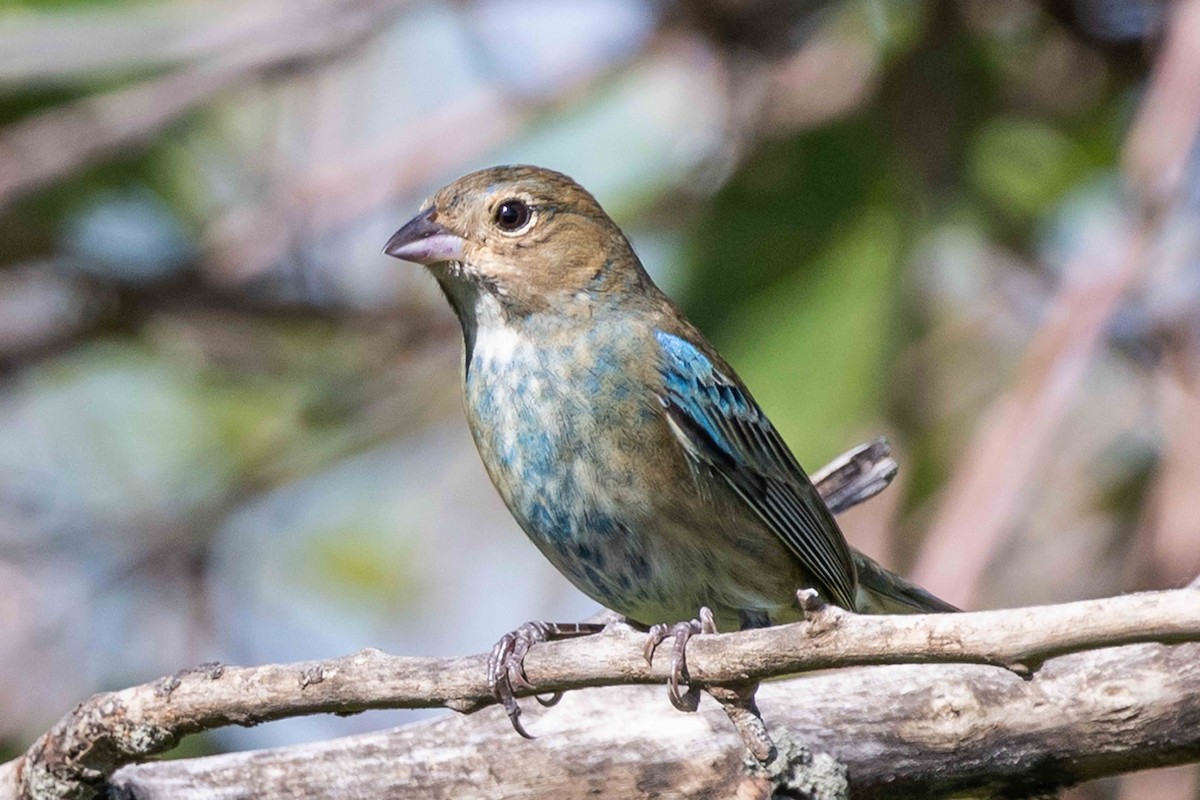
xmin=384 ymin=165 xmax=956 ymax=735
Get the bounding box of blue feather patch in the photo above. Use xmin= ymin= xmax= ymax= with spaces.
xmin=652 ymin=329 xmax=858 ymax=609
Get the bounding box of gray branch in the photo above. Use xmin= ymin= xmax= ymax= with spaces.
xmin=110 ymin=640 xmax=1200 ymax=799
xmin=1 ymin=588 xmax=1198 ymax=799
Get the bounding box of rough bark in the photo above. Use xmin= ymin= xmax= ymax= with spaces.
xmin=107 ymin=640 xmax=1200 ymax=799
xmin=3 ymin=442 xmax=1196 ymax=799
xmin=1 ymin=588 xmax=1198 ymax=799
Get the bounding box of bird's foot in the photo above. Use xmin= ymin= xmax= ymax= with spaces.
xmin=642 ymin=607 xmax=718 ymax=712
xmin=488 ymin=620 xmax=605 ymax=739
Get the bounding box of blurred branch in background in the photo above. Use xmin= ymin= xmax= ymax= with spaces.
xmin=912 ymin=202 xmax=1147 ymax=606
xmin=0 ymin=0 xmax=413 ymax=211
xmin=913 ymin=0 xmax=1200 ymax=609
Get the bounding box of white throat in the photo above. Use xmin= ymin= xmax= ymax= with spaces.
xmin=459 ymin=287 xmax=524 ymax=372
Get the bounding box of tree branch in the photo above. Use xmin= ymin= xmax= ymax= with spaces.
xmin=3 ymin=441 xmax=1196 ymax=799
xmin=2 ymin=587 xmax=1198 ymax=799
xmin=110 ymin=640 xmax=1200 ymax=799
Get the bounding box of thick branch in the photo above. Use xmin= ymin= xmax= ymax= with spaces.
xmin=2 ymin=588 xmax=1199 ymax=799
xmin=109 ymin=640 xmax=1200 ymax=799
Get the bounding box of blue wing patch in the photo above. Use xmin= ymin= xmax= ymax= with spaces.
xmin=653 ymin=330 xmax=858 ymax=609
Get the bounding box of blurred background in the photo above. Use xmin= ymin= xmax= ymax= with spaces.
xmin=1 ymin=0 xmax=1199 ymax=796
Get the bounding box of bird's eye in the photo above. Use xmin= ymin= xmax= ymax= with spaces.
xmin=494 ymin=199 xmax=532 ymax=231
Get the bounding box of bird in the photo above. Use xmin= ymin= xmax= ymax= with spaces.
xmin=383 ymin=164 xmax=957 ymax=736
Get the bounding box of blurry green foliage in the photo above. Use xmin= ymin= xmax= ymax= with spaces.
xmin=680 ymin=112 xmax=910 ymax=464
xmin=301 ymin=525 xmax=423 ymax=609
xmin=719 ymin=206 xmax=902 ymax=463
xmin=851 ymin=0 xmax=929 ymax=58
xmin=684 ymin=121 xmax=891 ymax=332
xmin=969 ymin=117 xmax=1091 ymax=221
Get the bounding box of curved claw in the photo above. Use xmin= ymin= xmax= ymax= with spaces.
xmin=642 ymin=607 xmax=718 ymax=713
xmin=486 ymin=620 xmax=605 ymax=739
xmin=534 ymin=692 xmax=563 ymax=707
xmin=643 ymin=623 xmax=670 ymax=664
xmin=667 ymin=628 xmax=702 ymax=712
xmin=487 ymin=629 xmax=534 ymax=739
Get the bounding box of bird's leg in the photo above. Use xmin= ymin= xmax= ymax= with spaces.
xmin=487 ymin=620 xmax=606 ymax=738
xmin=642 ymin=610 xmax=774 ymax=761
xmin=642 ymin=606 xmax=718 ymax=712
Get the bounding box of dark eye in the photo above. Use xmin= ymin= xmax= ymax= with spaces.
xmin=494 ymin=199 xmax=531 ymax=231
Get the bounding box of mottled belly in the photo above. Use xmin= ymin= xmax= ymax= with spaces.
xmin=479 ymin=420 xmax=805 ymax=627
xmin=464 ymin=347 xmax=804 ymax=629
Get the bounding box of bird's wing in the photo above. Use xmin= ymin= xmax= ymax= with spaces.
xmin=653 ymin=329 xmax=857 ymax=609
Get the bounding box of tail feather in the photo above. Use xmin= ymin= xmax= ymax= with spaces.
xmin=852 ymin=551 xmax=959 ymax=614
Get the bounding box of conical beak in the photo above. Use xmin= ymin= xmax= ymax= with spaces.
xmin=382 ymin=206 xmax=466 ymax=265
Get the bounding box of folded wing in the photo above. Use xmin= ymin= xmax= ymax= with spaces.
xmin=654 ymin=330 xmax=858 ymax=610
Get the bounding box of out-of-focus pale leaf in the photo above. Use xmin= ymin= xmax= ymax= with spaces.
xmin=468 ymin=0 xmax=656 ymax=98
xmin=488 ymin=42 xmax=730 ymax=217
xmin=59 ymin=187 xmax=195 ymax=283
xmin=0 ymin=344 xmax=235 ymax=557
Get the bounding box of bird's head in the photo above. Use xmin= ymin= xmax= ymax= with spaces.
xmin=383 ymin=165 xmax=646 ymax=318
